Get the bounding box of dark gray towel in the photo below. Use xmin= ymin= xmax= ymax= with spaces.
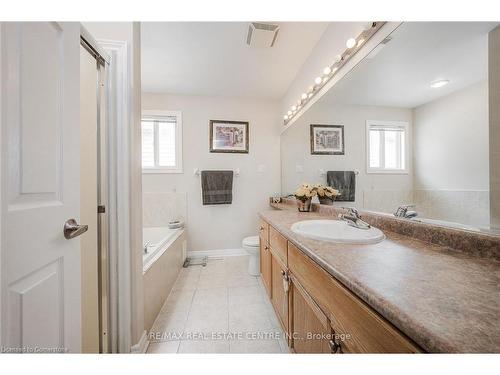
xmin=201 ymin=170 xmax=233 ymax=205
xmin=327 ymin=171 xmax=356 ymax=202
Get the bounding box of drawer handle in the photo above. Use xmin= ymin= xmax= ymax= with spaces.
xmin=328 ymin=339 xmax=341 ymax=354
xmin=260 ymin=226 xmax=264 ymax=231
xmin=265 ymin=246 xmax=269 ymax=251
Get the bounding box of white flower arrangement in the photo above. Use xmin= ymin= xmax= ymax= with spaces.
xmin=314 ymin=184 xmax=341 ymax=199
xmin=294 ymin=183 xmax=317 ymax=202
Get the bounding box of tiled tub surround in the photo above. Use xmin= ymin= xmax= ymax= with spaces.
xmin=261 ymin=199 xmax=500 ymax=353
xmin=143 ymin=191 xmax=187 ymax=227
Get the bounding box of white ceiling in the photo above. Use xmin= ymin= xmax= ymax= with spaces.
xmin=141 ymin=22 xmax=329 ymax=98
xmin=320 ymin=22 xmax=499 ymax=108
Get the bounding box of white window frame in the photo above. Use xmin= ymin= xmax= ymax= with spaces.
xmin=141 ymin=110 xmax=183 ymax=174
xmin=366 ymin=120 xmax=409 ymax=174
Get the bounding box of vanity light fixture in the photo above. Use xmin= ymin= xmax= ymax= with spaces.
xmin=346 ymin=37 xmax=356 ymax=49
xmin=430 ymin=79 xmax=450 ymax=88
xmin=282 ymin=22 xmax=386 ymax=127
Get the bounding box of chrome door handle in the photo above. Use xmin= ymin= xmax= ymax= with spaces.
xmin=63 ymin=219 xmax=88 ymax=239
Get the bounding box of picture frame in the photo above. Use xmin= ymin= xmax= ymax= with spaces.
xmin=209 ymin=120 xmax=249 ymax=153
xmin=310 ymin=124 xmax=345 ymax=155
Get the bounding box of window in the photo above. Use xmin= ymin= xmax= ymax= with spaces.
xmin=366 ymin=120 xmax=409 ymax=174
xmin=141 ymin=111 xmax=182 ymax=173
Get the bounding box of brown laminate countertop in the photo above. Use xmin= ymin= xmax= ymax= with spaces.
xmin=259 ymin=205 xmax=500 ymax=353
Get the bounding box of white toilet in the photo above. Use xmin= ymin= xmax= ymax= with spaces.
xmin=242 ymin=235 xmax=260 ymax=276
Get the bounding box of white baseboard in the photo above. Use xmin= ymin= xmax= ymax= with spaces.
xmin=130 ymin=330 xmax=149 ymax=353
xmin=187 ymin=248 xmax=247 ymax=259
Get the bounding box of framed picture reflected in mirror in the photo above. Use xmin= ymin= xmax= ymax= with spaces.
xmin=310 ymin=124 xmax=344 ymax=155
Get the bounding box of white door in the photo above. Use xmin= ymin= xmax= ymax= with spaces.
xmin=1 ymin=22 xmax=82 ymax=353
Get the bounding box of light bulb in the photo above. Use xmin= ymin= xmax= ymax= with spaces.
xmin=287 ymin=110 xmax=292 ymax=116
xmin=291 ymin=105 xmax=297 ymax=111
xmin=301 ymin=93 xmax=308 ymax=100
xmin=297 ymin=105 xmax=302 ymax=110
xmin=323 ymin=66 xmax=332 ymax=75
xmin=346 ymin=38 xmax=356 ymax=49
xmin=430 ymin=79 xmax=450 ymax=88
xmin=314 ymin=77 xmax=322 ymax=85
xmin=308 ymin=92 xmax=313 ymax=98
xmin=284 ymin=115 xmax=288 ymax=120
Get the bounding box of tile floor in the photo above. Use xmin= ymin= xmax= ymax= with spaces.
xmin=147 ymin=255 xmax=289 ymax=353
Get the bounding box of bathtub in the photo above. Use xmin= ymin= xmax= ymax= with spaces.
xmin=142 ymin=226 xmax=186 ymax=331
xmin=143 ymin=226 xmax=185 ymax=272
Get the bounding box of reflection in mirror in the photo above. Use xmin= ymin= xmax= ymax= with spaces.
xmin=281 ymin=22 xmax=500 ymax=233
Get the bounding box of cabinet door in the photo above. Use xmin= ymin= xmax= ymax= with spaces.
xmin=271 ymin=254 xmax=288 ymax=333
xmin=290 ymin=275 xmax=334 ymax=354
xmin=260 ymin=240 xmax=272 ymax=298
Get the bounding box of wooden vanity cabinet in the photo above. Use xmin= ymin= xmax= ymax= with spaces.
xmin=258 ymin=217 xmax=423 ymax=353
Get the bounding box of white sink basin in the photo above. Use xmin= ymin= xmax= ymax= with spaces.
xmin=291 ymin=219 xmax=385 ymax=245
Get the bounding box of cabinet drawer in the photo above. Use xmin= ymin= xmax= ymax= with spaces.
xmin=288 ymin=243 xmax=421 ymax=353
xmin=269 ymin=226 xmax=287 ymax=265
xmin=259 ymin=218 xmax=269 ymax=244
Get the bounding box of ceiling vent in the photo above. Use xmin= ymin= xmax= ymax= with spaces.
xmin=246 ymin=23 xmax=280 ymax=48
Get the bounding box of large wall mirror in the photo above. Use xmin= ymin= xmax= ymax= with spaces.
xmin=281 ymin=22 xmax=500 ymax=233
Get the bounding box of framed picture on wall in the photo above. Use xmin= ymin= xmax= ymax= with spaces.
xmin=209 ymin=120 xmax=249 ymax=153
xmin=310 ymin=124 xmax=345 ymax=155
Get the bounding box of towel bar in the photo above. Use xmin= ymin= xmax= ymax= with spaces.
xmin=194 ymin=168 xmax=240 ymax=177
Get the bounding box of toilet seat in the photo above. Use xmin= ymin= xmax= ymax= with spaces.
xmin=242 ymin=235 xmax=259 ymax=248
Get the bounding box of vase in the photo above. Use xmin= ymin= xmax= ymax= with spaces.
xmin=296 ymin=197 xmax=312 ymax=212
xmin=318 ymin=196 xmax=334 ymax=205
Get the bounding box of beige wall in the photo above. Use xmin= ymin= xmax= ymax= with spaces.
xmin=142 ymin=93 xmax=282 ymax=252
xmin=143 ymin=233 xmax=185 ymax=331
xmin=413 ymin=81 xmax=489 ymax=191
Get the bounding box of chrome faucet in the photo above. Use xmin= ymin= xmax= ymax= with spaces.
xmin=338 ymin=207 xmax=371 ymax=230
xmin=394 ymin=205 xmax=418 ymax=219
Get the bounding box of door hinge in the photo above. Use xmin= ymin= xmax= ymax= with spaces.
xmin=97 ymin=205 xmax=106 ymax=214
